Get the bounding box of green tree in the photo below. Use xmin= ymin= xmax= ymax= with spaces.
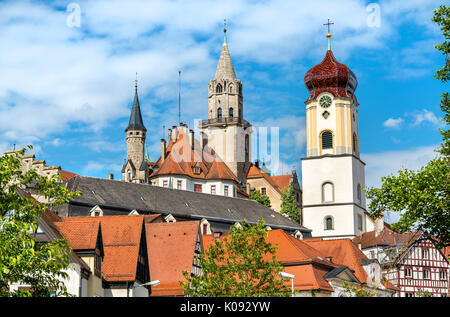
xmin=365 ymin=6 xmax=450 ymax=249
xmin=249 ymin=189 xmax=272 ymax=208
xmin=342 ymin=282 xmax=376 ymax=297
xmin=0 ymin=147 xmax=80 ymax=297
xmin=180 ymin=218 xmax=291 ymax=297
xmin=280 ymin=185 xmax=300 ymax=223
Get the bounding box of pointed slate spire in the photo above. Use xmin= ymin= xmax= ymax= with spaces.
xmin=214 ymin=20 xmax=236 ymax=80
xmin=125 ymin=76 xmax=147 ymax=132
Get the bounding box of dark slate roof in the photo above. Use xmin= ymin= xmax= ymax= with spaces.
xmin=125 ymin=88 xmax=147 ymax=132
xmin=59 ymin=175 xmax=311 ymax=235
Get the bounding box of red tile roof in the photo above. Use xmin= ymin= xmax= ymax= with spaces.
xmin=202 ymin=230 xmax=337 ymax=292
xmin=304 ymin=238 xmax=370 ymax=284
xmin=151 ymin=127 xmax=239 ymax=183
xmin=271 ymin=175 xmax=292 ymax=191
xmin=247 ymin=164 xmax=293 ymax=194
xmin=56 ymin=221 xmax=100 ymax=250
xmin=145 ymin=221 xmax=200 ymax=296
xmin=60 ymin=170 xmax=78 ymax=182
xmin=61 ymin=215 xmax=145 ymax=282
xmin=352 ymin=229 xmax=421 ymax=250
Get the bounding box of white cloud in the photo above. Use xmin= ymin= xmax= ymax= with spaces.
xmin=383 ymin=117 xmax=404 ymax=129
xmin=361 ymin=145 xmax=439 ymax=189
xmin=409 ymin=109 xmax=443 ymax=128
xmin=0 ymin=0 xmax=443 ymax=152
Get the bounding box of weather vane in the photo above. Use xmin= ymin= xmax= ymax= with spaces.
xmin=323 ymin=18 xmax=334 ymax=50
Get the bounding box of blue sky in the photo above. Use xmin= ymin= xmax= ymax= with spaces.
xmin=0 ymin=0 xmax=447 ymax=223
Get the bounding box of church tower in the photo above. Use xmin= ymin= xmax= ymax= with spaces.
xmin=122 ymin=80 xmax=149 ymax=183
xmin=301 ymin=28 xmax=367 ymax=239
xmin=200 ymin=21 xmax=252 ymax=182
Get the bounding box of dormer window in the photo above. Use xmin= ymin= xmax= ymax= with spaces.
xmin=193 ymin=166 xmax=201 ymax=175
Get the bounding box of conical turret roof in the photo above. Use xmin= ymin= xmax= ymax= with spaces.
xmin=214 ymin=43 xmax=236 ymax=80
xmin=125 ymin=86 xmax=147 ymax=132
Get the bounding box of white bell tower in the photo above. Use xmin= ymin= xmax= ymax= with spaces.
xmin=301 ymin=29 xmax=368 ymax=239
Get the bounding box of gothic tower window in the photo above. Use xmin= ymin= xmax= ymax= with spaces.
xmin=357 ymin=184 xmax=362 ymax=203
xmin=245 ymin=134 xmax=249 ymax=161
xmin=321 ymin=131 xmax=333 ymax=150
xmin=217 ymin=107 xmax=222 ymax=119
xmin=229 ymin=84 xmax=233 ymax=93
xmin=216 ymin=83 xmax=223 ymax=93
xmin=229 ymin=107 xmax=234 ymax=118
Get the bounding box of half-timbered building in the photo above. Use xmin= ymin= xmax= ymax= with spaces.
xmin=353 ymin=229 xmax=449 ymax=297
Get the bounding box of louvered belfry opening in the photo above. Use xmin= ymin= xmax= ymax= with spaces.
xmin=322 ymin=131 xmax=333 ymax=149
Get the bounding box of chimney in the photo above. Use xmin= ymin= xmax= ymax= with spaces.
xmin=189 ymin=129 xmax=195 ymax=150
xmin=375 ymin=213 xmax=384 ymax=237
xmin=172 ymin=126 xmax=178 ymax=141
xmin=108 ymin=172 xmax=114 ymax=180
xmin=161 ymin=139 xmax=166 ymax=163
xmin=168 ymin=128 xmax=172 ymax=140
xmin=254 ymin=159 xmax=259 ymax=168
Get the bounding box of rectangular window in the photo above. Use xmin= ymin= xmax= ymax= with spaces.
xmin=261 ymin=187 xmax=266 ymax=195
xmin=422 ymin=249 xmax=428 ymax=260
xmin=357 ymin=214 xmax=363 ymax=231
xmin=405 ymin=293 xmax=414 ymax=297
xmin=440 ymin=270 xmax=447 ymax=281
xmin=405 ymin=267 xmax=412 ymax=278
xmin=224 ymin=185 xmax=229 ymax=196
xmin=177 ymin=180 xmax=182 ymax=190
xmin=194 ymin=184 xmax=202 ymax=193
xmin=163 ymin=180 xmax=168 ymax=188
xmin=423 ymin=269 xmax=430 ymax=280
xmin=211 ymin=185 xmax=216 ymax=194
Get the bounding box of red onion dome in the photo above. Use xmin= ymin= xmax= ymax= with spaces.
xmin=304 ymin=50 xmax=357 ymax=102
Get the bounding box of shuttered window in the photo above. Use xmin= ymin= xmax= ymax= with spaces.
xmin=322 ymin=131 xmax=333 ymax=149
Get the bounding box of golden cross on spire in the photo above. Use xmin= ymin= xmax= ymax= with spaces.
xmin=323 ymin=18 xmax=334 ymax=50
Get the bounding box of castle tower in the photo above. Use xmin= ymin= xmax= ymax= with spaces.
xmin=301 ymin=28 xmax=366 ymax=239
xmin=122 ymin=80 xmax=149 ymax=183
xmin=200 ymin=21 xmax=252 ymax=183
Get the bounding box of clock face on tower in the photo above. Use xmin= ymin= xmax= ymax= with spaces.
xmin=319 ymin=96 xmax=332 ymax=108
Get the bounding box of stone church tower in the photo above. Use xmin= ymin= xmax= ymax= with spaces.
xmin=122 ymin=82 xmax=149 ymax=183
xmin=200 ymin=24 xmax=252 ymax=183
xmin=301 ymin=32 xmax=367 ymax=239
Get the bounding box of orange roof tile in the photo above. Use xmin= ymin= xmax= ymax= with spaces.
xmin=56 ymin=221 xmax=100 ymax=250
xmin=352 ymin=229 xmax=421 ymax=250
xmin=150 ymin=127 xmax=239 ymax=183
xmin=60 ymin=170 xmax=78 ymax=182
xmin=271 ymin=175 xmax=292 ymax=191
xmin=202 ymin=229 xmax=336 ymax=292
xmin=62 ymin=215 xmax=145 ymax=282
xmin=145 ymin=221 xmax=200 ymax=296
xmin=303 ymin=238 xmax=369 ymax=284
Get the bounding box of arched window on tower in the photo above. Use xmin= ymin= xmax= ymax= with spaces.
xmin=353 ymin=133 xmax=358 ymax=156
xmin=324 ymin=216 xmax=334 ymax=230
xmin=229 ymin=107 xmax=234 ymax=118
xmin=217 ymin=107 xmax=222 ymax=119
xmin=322 ymin=182 xmax=334 ymax=203
xmin=229 ymin=84 xmax=233 ymax=93
xmin=216 ymin=83 xmax=223 ymax=93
